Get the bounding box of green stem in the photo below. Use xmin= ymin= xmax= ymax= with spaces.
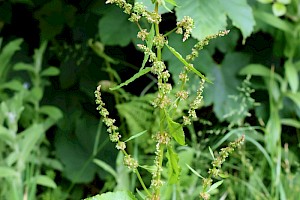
xmin=155 ymin=3 xmax=161 ymax=61
xmin=164 ymin=27 xmax=178 ymax=37
xmin=136 ymin=170 xmax=151 ymax=196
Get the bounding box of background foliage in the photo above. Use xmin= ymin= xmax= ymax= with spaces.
xmin=0 ymin=0 xmax=300 ymax=199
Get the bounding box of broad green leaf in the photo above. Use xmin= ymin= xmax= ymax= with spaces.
xmin=204 ymin=53 xmax=250 ymax=120
xmin=39 ymin=105 xmax=63 ymax=121
xmin=285 ymin=92 xmax=300 ymax=108
xmin=285 ymin=61 xmax=298 ymax=93
xmin=110 ymin=67 xmax=152 ymax=90
xmin=281 ymin=118 xmax=300 ymax=128
xmin=41 ymin=66 xmax=60 ymax=76
xmin=93 ymin=159 xmax=117 ymax=179
xmin=99 ymin=7 xmax=138 ymax=46
xmin=206 ymin=180 xmax=224 ymax=193
xmin=13 ymin=62 xmax=35 ymax=73
xmin=0 ymin=38 xmax=23 ymax=79
xmin=165 ymin=44 xmax=211 ymax=83
xmin=186 ymin=164 xmax=203 ymax=178
xmin=33 ymin=175 xmax=57 ymax=188
xmin=176 ymin=0 xmax=227 ymax=41
xmin=140 ymin=25 xmax=154 ymax=71
xmin=55 ymin=114 xmax=117 ymax=183
xmin=257 ymin=0 xmax=273 ymax=3
xmin=125 ymin=130 xmax=147 ymax=142
xmin=253 ymin=10 xmax=294 ymax=34
xmin=0 ymin=167 xmax=17 ymax=177
xmin=166 ymin=145 xmax=181 ymax=184
xmin=272 ymin=2 xmax=286 ymax=17
xmin=219 ymin=0 xmax=255 ymax=40
xmin=165 ymin=110 xmax=185 ymax=145
xmin=240 ymin=64 xmax=283 ymax=82
xmin=83 ymin=191 xmax=137 ymax=200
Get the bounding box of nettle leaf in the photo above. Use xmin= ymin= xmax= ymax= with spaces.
xmin=99 ymin=6 xmax=138 ymax=46
xmin=176 ymin=0 xmax=227 ymax=41
xmin=165 ymin=110 xmax=185 ymax=145
xmin=55 ymin=114 xmax=117 ymax=183
xmin=203 ymin=53 xmax=250 ymax=121
xmin=83 ymin=191 xmax=137 ymax=200
xmin=166 ymin=145 xmax=181 ymax=184
xmin=175 ymin=0 xmax=254 ymax=41
xmin=219 ymin=0 xmax=255 ymax=41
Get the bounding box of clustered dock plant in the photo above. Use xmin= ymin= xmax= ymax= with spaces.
xmin=91 ymin=0 xmax=245 ymax=199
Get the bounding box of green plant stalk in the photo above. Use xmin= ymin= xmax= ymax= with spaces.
xmin=136 ymin=169 xmax=151 ymax=197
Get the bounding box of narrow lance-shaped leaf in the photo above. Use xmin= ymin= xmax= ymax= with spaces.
xmin=186 ymin=164 xmax=203 ymax=179
xmin=165 ymin=44 xmax=212 ymax=83
xmin=125 ymin=130 xmax=147 ymax=142
xmin=206 ymin=180 xmax=224 ymax=193
xmin=93 ymin=159 xmax=118 ymax=179
xmin=166 ymin=145 xmax=181 ymax=184
xmin=110 ymin=67 xmax=152 ymax=90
